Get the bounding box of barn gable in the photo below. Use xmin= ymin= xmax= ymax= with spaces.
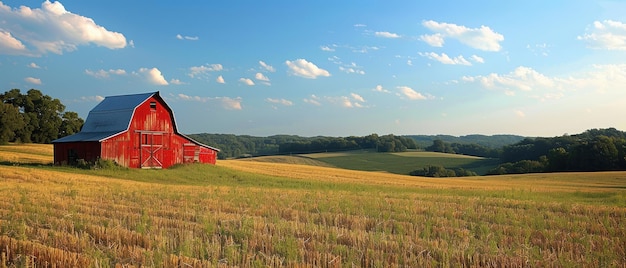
xmin=52 ymin=91 xmax=219 ymax=168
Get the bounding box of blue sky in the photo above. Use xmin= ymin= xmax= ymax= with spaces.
xmin=2 ymin=1 xmax=626 ymax=137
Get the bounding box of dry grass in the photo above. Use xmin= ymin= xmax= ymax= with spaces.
xmin=219 ymin=160 xmax=626 ymax=193
xmin=0 ymin=145 xmax=625 ymax=267
xmin=0 ymin=143 xmax=53 ymax=164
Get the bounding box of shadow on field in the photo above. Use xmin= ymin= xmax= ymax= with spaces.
xmin=0 ymin=161 xmax=52 ymax=167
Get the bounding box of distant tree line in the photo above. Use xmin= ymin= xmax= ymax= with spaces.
xmin=425 ymin=139 xmax=501 ymax=158
xmin=189 ymin=133 xmax=419 ymax=159
xmin=487 ymin=128 xmax=626 ymax=174
xmin=409 ymin=165 xmax=478 ymax=177
xmin=407 ymin=134 xmax=524 ymax=149
xmin=278 ymin=134 xmax=418 ymax=154
xmin=0 ymin=89 xmax=84 ymax=144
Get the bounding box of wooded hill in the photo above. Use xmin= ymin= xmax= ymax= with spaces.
xmin=188 ymin=133 xmax=524 ymax=159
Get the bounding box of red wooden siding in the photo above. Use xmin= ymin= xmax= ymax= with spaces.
xmin=53 ymin=92 xmax=218 ymax=168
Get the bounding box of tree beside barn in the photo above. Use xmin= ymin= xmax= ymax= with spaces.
xmin=52 ymin=92 xmax=219 ymax=168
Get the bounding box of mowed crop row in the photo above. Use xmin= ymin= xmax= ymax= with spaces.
xmin=1 ymin=158 xmax=625 ymax=267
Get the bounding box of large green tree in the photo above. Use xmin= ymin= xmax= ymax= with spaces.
xmin=0 ymin=89 xmax=83 ymax=143
xmin=0 ymin=103 xmax=26 ymax=144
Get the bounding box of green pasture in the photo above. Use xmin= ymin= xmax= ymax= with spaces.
xmin=301 ymin=150 xmax=500 ymax=175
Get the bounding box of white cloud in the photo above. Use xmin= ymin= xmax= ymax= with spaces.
xmin=470 ymin=55 xmax=484 ymax=63
xmin=375 ymin=31 xmax=401 ymax=38
xmin=419 ymin=33 xmax=444 ymax=47
xmin=0 ymin=30 xmax=28 ymax=55
xmin=219 ymin=97 xmax=243 ymax=110
xmin=421 ymin=20 xmax=504 ymax=51
xmin=138 ymin=67 xmax=168 ymax=86
xmin=285 ymin=59 xmax=330 ymax=79
xmin=354 ymin=24 xmax=367 ymax=28
xmin=320 ymin=45 xmax=335 ymax=52
xmin=462 ymin=66 xmax=555 ymax=92
xmin=176 ymin=34 xmax=199 ymax=41
xmin=28 ymin=62 xmax=40 ymax=69
xmin=326 ymin=94 xmax=367 ymax=108
xmin=24 ymin=77 xmax=41 ymax=85
xmin=373 ymin=85 xmax=390 ymax=93
xmin=85 ymin=68 xmax=126 ymax=79
xmin=259 ymin=61 xmax=275 ymax=72
xmin=397 ymin=86 xmax=427 ymax=100
xmin=239 ymin=78 xmax=255 ymax=86
xmin=578 ymin=20 xmax=626 ymax=50
xmin=339 ymin=66 xmax=365 ymax=75
xmin=419 ymin=52 xmax=472 ymax=65
xmin=255 ymin=72 xmax=270 ymax=82
xmin=351 ymin=93 xmax=365 ymax=102
xmin=515 ymin=110 xmax=526 ymax=118
xmin=216 ymin=75 xmax=225 ymax=84
xmin=462 ymin=64 xmax=626 ymax=100
xmin=188 ymin=64 xmax=223 ymax=78
xmin=80 ymin=95 xmax=104 ymax=102
xmin=177 ymin=94 xmax=242 ymax=110
xmin=0 ymin=1 xmax=126 ymax=56
xmin=266 ymin=98 xmax=293 ymax=106
xmin=169 ymin=79 xmax=184 ymax=85
xmin=303 ymin=95 xmax=322 ymax=106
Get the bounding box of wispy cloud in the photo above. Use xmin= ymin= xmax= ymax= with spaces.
xmin=266 ymin=98 xmax=293 ymax=106
xmin=177 ymin=94 xmax=243 ymax=110
xmin=421 ymin=20 xmax=504 ymax=51
xmin=188 ymin=64 xmax=223 ymax=78
xmin=373 ymin=85 xmax=390 ymax=93
xmin=24 ymin=77 xmax=41 ymax=85
xmin=169 ymin=79 xmax=185 ymax=85
xmin=285 ymin=59 xmax=330 ymax=79
xmin=176 ymin=34 xmax=199 ymax=41
xmin=303 ymin=95 xmax=322 ymax=106
xmin=28 ymin=62 xmax=40 ymax=69
xmin=320 ymin=45 xmax=335 ymax=52
xmin=239 ymin=78 xmax=255 ymax=86
xmin=578 ymin=20 xmax=626 ymax=51
xmin=85 ymin=68 xmax=126 ymax=79
xmin=216 ymin=75 xmax=225 ymax=84
xmin=375 ymin=31 xmax=401 ymax=38
xmin=419 ymin=52 xmax=471 ymax=65
xmin=397 ymin=86 xmax=429 ymax=100
xmin=259 ymin=61 xmax=275 ymax=72
xmin=255 ymin=73 xmax=269 ymax=81
xmin=0 ymin=1 xmax=126 ymax=56
xmin=461 ymin=64 xmax=626 ymax=100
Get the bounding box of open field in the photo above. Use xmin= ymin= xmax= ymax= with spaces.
xmin=300 ymin=150 xmax=500 ymax=175
xmin=0 ymin=143 xmax=53 ymax=165
xmin=0 ymin=144 xmax=625 ymax=267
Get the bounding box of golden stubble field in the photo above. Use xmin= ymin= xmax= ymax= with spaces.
xmin=0 ymin=144 xmax=625 ymax=267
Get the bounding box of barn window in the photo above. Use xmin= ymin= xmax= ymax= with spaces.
xmin=150 ymin=101 xmax=157 ymax=110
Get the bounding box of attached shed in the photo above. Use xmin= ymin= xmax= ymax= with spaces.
xmin=52 ymin=91 xmax=219 ymax=168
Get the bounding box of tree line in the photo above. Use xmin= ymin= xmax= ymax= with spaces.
xmin=487 ymin=128 xmax=626 ymax=174
xmin=189 ymin=133 xmax=419 ymax=159
xmin=0 ymin=89 xmax=84 ymax=144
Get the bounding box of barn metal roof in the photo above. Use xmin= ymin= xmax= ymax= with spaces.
xmin=52 ymin=92 xmax=156 ymax=143
xmin=52 ymin=91 xmax=220 ymax=151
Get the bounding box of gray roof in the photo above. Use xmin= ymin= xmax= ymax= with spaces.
xmin=52 ymin=92 xmax=156 ymax=143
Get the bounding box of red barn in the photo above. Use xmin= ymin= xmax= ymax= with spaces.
xmin=52 ymin=91 xmax=219 ymax=168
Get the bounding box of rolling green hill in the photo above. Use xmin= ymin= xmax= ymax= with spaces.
xmin=246 ymin=150 xmax=500 ymax=175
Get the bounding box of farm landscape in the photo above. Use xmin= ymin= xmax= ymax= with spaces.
xmin=1 ymin=144 xmax=625 ymax=267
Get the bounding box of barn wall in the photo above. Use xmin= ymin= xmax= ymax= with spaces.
xmin=53 ymin=142 xmax=101 ymax=165
xmin=99 ymin=95 xmax=218 ymax=168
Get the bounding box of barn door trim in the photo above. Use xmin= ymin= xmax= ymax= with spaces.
xmin=137 ymin=131 xmax=166 ymax=169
